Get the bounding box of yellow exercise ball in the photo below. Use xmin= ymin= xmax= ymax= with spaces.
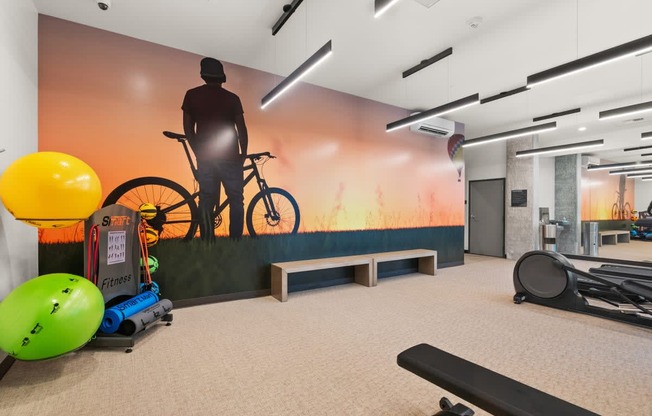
xmin=0 ymin=152 xmax=102 ymax=228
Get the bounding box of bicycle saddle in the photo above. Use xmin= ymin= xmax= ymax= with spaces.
xmin=163 ymin=131 xmax=186 ymax=140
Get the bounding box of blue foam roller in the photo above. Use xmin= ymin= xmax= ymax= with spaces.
xmin=100 ymin=291 xmax=159 ymax=334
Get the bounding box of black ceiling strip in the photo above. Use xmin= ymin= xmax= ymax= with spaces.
xmin=402 ymin=47 xmax=453 ymax=78
xmin=272 ymin=0 xmax=305 ymax=36
xmin=642 ymin=153 xmax=652 ymax=156
xmin=643 ymin=131 xmax=652 ymax=139
xmin=480 ymin=86 xmax=528 ymax=104
xmin=532 ymin=107 xmax=581 ymax=122
xmin=624 ymin=144 xmax=652 ymax=152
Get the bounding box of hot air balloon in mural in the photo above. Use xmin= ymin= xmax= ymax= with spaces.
xmin=447 ymin=134 xmax=464 ymax=182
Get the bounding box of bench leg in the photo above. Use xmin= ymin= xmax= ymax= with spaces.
xmin=271 ymin=266 xmax=288 ymax=302
xmin=354 ymin=263 xmax=373 ymax=287
xmin=418 ymin=254 xmax=437 ymax=275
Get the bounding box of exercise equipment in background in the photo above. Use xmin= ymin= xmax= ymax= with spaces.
xmin=84 ymin=204 xmax=173 ymax=351
xmin=0 ymin=273 xmax=104 ymax=361
xmin=0 ymin=151 xmax=101 ymax=228
xmin=514 ymin=251 xmax=652 ymax=329
xmin=397 ymin=343 xmax=599 ymax=416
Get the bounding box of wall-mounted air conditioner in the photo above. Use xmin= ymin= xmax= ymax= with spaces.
xmin=581 ymin=155 xmax=600 ymax=167
xmin=409 ymin=116 xmax=455 ymax=138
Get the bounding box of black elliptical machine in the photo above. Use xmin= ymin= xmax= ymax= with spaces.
xmin=513 ymin=251 xmax=652 ymax=329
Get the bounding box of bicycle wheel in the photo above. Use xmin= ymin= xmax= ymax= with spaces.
xmin=103 ymin=177 xmax=199 ymax=241
xmin=624 ymin=202 xmax=632 ymax=220
xmin=611 ymin=203 xmax=620 ymax=220
xmin=246 ymin=187 xmax=300 ymax=236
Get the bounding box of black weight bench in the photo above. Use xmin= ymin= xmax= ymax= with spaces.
xmin=397 ymin=343 xmax=599 ymax=416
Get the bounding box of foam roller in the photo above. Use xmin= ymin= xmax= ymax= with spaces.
xmin=100 ymin=291 xmax=159 ymax=334
xmin=117 ymin=299 xmax=173 ymax=336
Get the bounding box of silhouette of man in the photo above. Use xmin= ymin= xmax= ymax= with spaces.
xmin=182 ymin=57 xmax=248 ymax=241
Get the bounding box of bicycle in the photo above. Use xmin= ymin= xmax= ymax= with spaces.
xmin=102 ymin=131 xmax=300 ymax=240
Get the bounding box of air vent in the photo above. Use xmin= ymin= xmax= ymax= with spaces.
xmin=418 ymin=126 xmax=449 ymax=135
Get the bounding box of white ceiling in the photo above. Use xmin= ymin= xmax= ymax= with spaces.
xmin=33 ymin=0 xmax=652 ymax=163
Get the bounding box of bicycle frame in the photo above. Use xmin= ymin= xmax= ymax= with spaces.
xmin=173 ymin=136 xmax=279 ymax=222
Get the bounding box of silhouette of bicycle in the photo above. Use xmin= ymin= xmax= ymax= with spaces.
xmin=611 ymin=190 xmax=632 ymax=220
xmin=103 ymin=131 xmax=300 ymax=240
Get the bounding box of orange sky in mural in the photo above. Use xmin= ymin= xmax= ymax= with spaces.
xmin=38 ymin=16 xmax=464 ymax=243
xmin=581 ymin=168 xmax=635 ymax=221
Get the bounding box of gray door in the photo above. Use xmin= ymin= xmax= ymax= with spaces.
xmin=469 ymin=179 xmax=505 ymax=257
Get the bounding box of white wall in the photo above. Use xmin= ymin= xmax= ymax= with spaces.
xmin=0 ymin=0 xmax=39 ymax=305
xmin=635 ymin=179 xmax=652 ymax=215
xmin=537 ymin=156 xmax=555 ymax=220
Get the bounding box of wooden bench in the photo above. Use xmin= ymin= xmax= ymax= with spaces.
xmin=271 ymin=249 xmax=437 ymax=302
xmin=271 ymin=255 xmax=373 ymax=302
xmin=598 ymin=230 xmax=630 ymax=246
xmin=370 ymin=249 xmax=437 ymax=286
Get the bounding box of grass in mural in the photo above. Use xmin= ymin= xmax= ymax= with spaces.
xmin=39 ymin=227 xmax=464 ymax=302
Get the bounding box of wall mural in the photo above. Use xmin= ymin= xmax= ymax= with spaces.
xmin=581 ymin=167 xmax=635 ymax=221
xmin=38 ymin=16 xmax=465 ymax=301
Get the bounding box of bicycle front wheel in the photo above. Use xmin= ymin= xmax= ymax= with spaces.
xmin=103 ymin=177 xmax=199 ymax=241
xmin=246 ymin=187 xmax=300 ymax=236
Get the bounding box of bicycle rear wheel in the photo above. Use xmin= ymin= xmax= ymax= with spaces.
xmin=246 ymin=187 xmax=300 ymax=236
xmin=103 ymin=177 xmax=198 ymax=241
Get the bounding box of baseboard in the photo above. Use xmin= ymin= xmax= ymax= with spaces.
xmin=0 ymin=355 xmax=16 ymax=381
xmin=173 ymin=289 xmax=270 ymax=309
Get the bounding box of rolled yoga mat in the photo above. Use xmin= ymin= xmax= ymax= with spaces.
xmin=100 ymin=291 xmax=159 ymax=334
xmin=117 ymin=299 xmax=173 ymax=336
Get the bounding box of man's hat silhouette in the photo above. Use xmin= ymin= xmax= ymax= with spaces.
xmin=200 ymin=57 xmax=226 ymax=82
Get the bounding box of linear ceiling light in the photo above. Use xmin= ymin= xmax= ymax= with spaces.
xmin=642 ymin=131 xmax=652 ymax=140
xmin=261 ymin=40 xmax=332 ymax=109
xmin=480 ymin=86 xmax=528 ymax=104
xmin=272 ymin=0 xmax=304 ymax=36
xmin=610 ymin=167 xmax=652 ymax=175
xmin=623 ymin=144 xmax=652 ymax=152
xmin=588 ymin=159 xmax=652 ymax=171
xmin=515 ymin=139 xmax=603 ymax=158
xmin=375 ymin=0 xmax=402 ymax=18
xmin=385 ymin=93 xmax=479 ymax=132
xmin=627 ymin=172 xmax=652 ymax=178
xmin=599 ymin=100 xmax=652 ymax=121
xmin=527 ymin=34 xmax=652 ymax=88
xmin=532 ymin=107 xmax=581 ymax=123
xmin=402 ymin=47 xmax=453 ymax=78
xmin=462 ymin=122 xmax=557 ymax=148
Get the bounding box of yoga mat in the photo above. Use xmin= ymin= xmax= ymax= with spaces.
xmin=117 ymin=299 xmax=173 ymax=336
xmin=100 ymin=291 xmax=159 ymax=334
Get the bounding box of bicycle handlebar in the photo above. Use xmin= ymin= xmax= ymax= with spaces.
xmin=162 ymin=131 xmax=275 ymax=160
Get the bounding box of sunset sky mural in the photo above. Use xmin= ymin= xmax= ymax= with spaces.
xmin=38 ymin=16 xmax=464 ymax=243
xmin=581 ymin=167 xmax=635 ymax=221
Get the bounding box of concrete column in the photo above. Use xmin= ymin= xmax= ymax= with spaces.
xmin=555 ymin=154 xmax=581 ymax=254
xmin=505 ymin=136 xmax=539 ymax=260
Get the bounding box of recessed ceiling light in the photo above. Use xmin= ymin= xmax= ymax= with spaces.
xmin=578 ymin=127 xmax=587 ymax=132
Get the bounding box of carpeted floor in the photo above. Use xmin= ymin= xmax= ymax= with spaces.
xmin=1 ymin=249 xmax=651 ymax=415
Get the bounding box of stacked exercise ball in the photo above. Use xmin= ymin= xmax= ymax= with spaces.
xmin=145 ymin=227 xmax=159 ymax=247
xmin=139 ymin=202 xmax=158 ymax=220
xmin=0 ymin=151 xmax=102 ymax=228
xmin=0 ymin=273 xmax=104 ymax=361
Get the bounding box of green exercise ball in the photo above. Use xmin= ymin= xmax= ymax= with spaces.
xmin=0 ymin=273 xmax=104 ymax=361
